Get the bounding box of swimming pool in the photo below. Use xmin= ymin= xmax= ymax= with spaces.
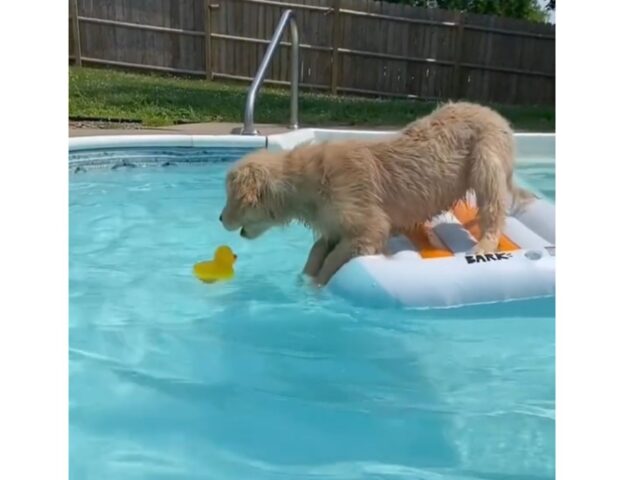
xmin=69 ymin=133 xmax=555 ymax=480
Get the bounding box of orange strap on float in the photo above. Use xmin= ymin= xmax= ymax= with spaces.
xmin=405 ymin=201 xmax=520 ymax=259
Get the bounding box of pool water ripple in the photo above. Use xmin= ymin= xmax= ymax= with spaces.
xmin=70 ymin=160 xmax=554 ymax=479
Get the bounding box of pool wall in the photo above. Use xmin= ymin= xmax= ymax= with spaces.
xmin=267 ymin=130 xmax=555 ymax=162
xmin=69 ymin=129 xmax=555 ymax=165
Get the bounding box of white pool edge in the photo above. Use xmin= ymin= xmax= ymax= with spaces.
xmin=68 ymin=134 xmax=268 ymax=151
xmin=68 ymin=129 xmax=555 ymax=162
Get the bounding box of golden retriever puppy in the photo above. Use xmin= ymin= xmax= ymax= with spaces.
xmin=220 ymin=102 xmax=531 ymax=286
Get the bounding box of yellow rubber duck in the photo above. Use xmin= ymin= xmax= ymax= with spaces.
xmin=193 ymin=245 xmax=237 ymax=283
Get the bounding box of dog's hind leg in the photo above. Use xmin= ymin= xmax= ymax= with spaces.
xmin=469 ymin=143 xmax=508 ymax=254
xmin=303 ymin=237 xmax=333 ymax=278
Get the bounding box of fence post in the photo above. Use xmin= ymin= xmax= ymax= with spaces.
xmin=70 ymin=0 xmax=82 ymax=66
xmin=330 ymin=0 xmax=342 ymax=95
xmin=452 ymin=11 xmax=465 ymax=99
xmin=204 ymin=0 xmax=213 ymax=80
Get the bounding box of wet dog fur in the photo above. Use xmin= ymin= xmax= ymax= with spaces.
xmin=220 ymin=102 xmax=532 ymax=285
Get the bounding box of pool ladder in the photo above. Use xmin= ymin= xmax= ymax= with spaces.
xmin=234 ymin=9 xmax=299 ymax=135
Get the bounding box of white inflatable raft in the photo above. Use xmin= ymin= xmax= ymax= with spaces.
xmin=328 ymin=193 xmax=555 ymax=308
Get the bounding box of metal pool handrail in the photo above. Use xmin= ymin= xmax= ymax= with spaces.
xmin=239 ymin=9 xmax=299 ymax=135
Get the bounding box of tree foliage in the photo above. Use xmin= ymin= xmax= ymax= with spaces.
xmin=383 ymin=0 xmax=550 ymax=22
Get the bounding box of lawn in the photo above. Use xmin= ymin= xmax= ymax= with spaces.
xmin=69 ymin=66 xmax=555 ymax=131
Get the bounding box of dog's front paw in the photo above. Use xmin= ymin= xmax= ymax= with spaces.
xmin=297 ymin=272 xmax=324 ymax=289
xmin=296 ymin=272 xmax=310 ymax=286
xmin=312 ymin=275 xmax=329 ymax=288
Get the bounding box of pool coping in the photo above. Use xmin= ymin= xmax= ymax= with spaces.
xmin=68 ymin=129 xmax=555 ymax=161
xmin=68 ymin=134 xmax=268 ymax=151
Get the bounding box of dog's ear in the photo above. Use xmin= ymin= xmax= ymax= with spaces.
xmin=231 ymin=163 xmax=271 ymax=206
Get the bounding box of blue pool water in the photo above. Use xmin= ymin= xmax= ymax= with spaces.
xmin=69 ymin=151 xmax=555 ymax=480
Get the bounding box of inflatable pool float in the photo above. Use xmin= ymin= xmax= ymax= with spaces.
xmin=328 ymin=192 xmax=555 ymax=308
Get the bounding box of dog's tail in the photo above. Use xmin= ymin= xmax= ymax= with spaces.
xmin=508 ymin=177 xmax=535 ymax=215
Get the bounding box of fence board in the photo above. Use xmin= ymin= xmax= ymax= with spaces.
xmin=69 ymin=0 xmax=555 ymax=105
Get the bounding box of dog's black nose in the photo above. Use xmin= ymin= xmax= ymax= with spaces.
xmin=219 ymin=214 xmax=223 ymax=222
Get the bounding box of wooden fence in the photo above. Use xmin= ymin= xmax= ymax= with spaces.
xmin=69 ymin=0 xmax=555 ymax=106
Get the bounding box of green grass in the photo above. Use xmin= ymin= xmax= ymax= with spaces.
xmin=69 ymin=66 xmax=554 ymax=131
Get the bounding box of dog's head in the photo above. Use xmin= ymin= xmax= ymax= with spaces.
xmin=220 ymin=151 xmax=286 ymax=239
